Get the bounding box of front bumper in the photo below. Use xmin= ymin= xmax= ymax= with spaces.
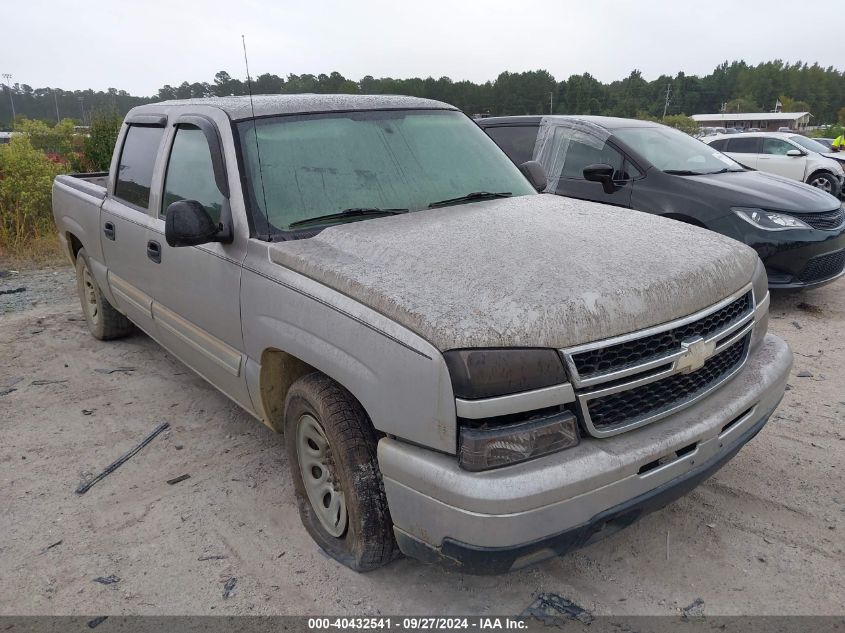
xmin=379 ymin=334 xmax=792 ymax=573
xmin=708 ymin=212 xmax=845 ymax=288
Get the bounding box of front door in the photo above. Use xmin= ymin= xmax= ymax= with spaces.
xmin=533 ymin=125 xmax=635 ymax=207
xmin=757 ymin=137 xmax=807 ymax=181
xmin=149 ymin=123 xmax=251 ymax=409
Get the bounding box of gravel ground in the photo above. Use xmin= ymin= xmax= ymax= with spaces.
xmin=0 ymin=266 xmax=843 ymax=617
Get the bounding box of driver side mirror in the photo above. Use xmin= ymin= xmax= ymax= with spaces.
xmin=165 ymin=200 xmax=226 ymax=247
xmin=583 ymin=163 xmax=617 ymax=194
xmin=786 ymin=149 xmax=805 ymax=157
xmin=518 ymin=160 xmax=548 ymax=192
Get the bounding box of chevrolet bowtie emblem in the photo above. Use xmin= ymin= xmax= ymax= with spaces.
xmin=676 ymin=336 xmax=716 ymax=374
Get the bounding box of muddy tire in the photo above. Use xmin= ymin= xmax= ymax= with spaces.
xmin=75 ymin=249 xmax=133 ymax=340
xmin=284 ymin=372 xmax=397 ymax=571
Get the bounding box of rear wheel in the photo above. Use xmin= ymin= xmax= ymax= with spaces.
xmin=284 ymin=372 xmax=397 ymax=571
xmin=75 ymin=249 xmax=133 ymax=340
xmin=806 ymin=172 xmax=837 ymax=195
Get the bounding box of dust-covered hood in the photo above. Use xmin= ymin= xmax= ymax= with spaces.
xmin=269 ymin=194 xmax=758 ymax=351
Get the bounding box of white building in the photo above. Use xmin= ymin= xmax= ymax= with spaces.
xmin=691 ymin=112 xmax=811 ymax=132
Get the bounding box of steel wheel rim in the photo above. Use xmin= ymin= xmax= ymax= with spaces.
xmin=82 ymin=266 xmax=99 ymax=325
xmin=809 ymin=177 xmax=832 ymax=193
xmin=296 ymin=413 xmax=347 ymax=537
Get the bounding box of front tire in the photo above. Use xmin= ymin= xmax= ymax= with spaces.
xmin=284 ymin=372 xmax=397 ymax=571
xmin=806 ymin=172 xmax=838 ymax=196
xmin=75 ymin=249 xmax=133 ymax=340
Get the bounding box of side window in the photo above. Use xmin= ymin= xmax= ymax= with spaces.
xmin=114 ymin=125 xmax=165 ymax=209
xmin=561 ymin=136 xmax=626 ymax=180
xmin=761 ymin=138 xmax=794 ymax=155
xmin=726 ymin=137 xmax=760 ymax=153
xmin=708 ymin=138 xmax=727 ymax=151
xmin=483 ymin=125 xmax=539 ymax=166
xmin=162 ymin=126 xmax=224 ymax=223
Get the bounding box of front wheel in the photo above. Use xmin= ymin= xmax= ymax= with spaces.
xmin=283 ymin=372 xmax=397 ymax=571
xmin=806 ymin=172 xmax=838 ymax=196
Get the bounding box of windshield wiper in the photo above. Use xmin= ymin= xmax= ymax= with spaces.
xmin=288 ymin=207 xmax=408 ymax=229
xmin=427 ymin=191 xmax=512 ymax=209
xmin=663 ymin=169 xmax=707 ymax=176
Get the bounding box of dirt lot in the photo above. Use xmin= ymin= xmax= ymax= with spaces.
xmin=1 ymin=266 xmax=843 ymax=617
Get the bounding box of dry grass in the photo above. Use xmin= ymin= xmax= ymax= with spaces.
xmin=0 ymin=233 xmax=69 ymax=271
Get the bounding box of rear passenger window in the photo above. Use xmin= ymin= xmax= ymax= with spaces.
xmin=114 ymin=125 xmax=165 ymax=209
xmin=708 ymin=139 xmax=727 ymax=151
xmin=162 ymin=126 xmax=224 ymax=223
xmin=483 ymin=126 xmax=539 ymax=166
xmin=726 ymin=137 xmax=760 ymax=153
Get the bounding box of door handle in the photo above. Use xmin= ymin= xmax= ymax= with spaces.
xmin=146 ymin=240 xmax=161 ymax=264
xmin=103 ymin=221 xmax=116 ymax=241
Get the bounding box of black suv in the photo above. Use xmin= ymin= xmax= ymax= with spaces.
xmin=478 ymin=115 xmax=845 ymax=289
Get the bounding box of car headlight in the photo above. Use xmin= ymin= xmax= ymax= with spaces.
xmin=442 ymin=348 xmax=568 ymax=399
xmin=751 ymin=258 xmax=769 ymax=351
xmin=732 ymin=207 xmax=810 ymax=231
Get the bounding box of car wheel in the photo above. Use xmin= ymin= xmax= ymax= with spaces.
xmin=284 ymin=372 xmax=397 ymax=571
xmin=806 ymin=172 xmax=837 ymax=195
xmin=75 ymin=249 xmax=133 ymax=340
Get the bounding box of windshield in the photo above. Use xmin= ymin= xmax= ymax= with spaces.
xmin=789 ymin=135 xmax=830 ymax=154
xmin=238 ymin=110 xmax=535 ymax=233
xmin=613 ymin=126 xmax=745 ymax=174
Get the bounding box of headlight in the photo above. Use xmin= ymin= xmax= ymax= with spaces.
xmin=751 ymin=258 xmax=769 ymax=351
xmin=443 ymin=348 xmax=567 ymax=400
xmin=459 ymin=411 xmax=579 ymax=471
xmin=732 ymin=207 xmax=810 ymax=231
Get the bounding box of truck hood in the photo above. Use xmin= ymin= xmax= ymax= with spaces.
xmin=683 ymin=170 xmax=841 ymax=213
xmin=269 ymin=195 xmax=758 ymax=351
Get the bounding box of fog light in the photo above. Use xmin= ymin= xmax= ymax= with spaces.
xmin=459 ymin=411 xmax=579 ymax=471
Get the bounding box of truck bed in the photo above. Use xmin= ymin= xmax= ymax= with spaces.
xmin=54 ymin=172 xmax=109 ymax=199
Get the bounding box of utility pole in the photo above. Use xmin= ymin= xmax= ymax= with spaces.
xmin=662 ymin=83 xmax=672 ymax=119
xmin=53 ymin=89 xmax=60 ymax=122
xmin=2 ymin=73 xmax=15 ymax=120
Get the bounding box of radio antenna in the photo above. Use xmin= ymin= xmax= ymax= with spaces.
xmin=242 ymin=34 xmax=271 ymax=238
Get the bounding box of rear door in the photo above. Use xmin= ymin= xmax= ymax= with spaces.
xmin=482 ymin=124 xmax=540 ymax=166
xmin=101 ymin=122 xmax=166 ymax=335
xmin=758 ymin=137 xmax=807 ymax=181
xmin=544 ymin=127 xmax=636 ymax=207
xmin=721 ymin=136 xmax=760 ymax=169
xmin=148 ymin=117 xmax=252 ymax=409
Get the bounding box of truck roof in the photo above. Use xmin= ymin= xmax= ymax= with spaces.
xmin=477 ymin=115 xmax=662 ymax=130
xmin=132 ymin=94 xmax=457 ymax=121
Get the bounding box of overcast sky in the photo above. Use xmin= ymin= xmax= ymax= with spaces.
xmin=4 ymin=0 xmax=843 ymax=96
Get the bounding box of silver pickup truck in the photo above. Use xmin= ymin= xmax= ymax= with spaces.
xmin=52 ymin=95 xmax=792 ymax=573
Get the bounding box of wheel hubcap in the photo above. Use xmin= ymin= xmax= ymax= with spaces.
xmin=82 ymin=267 xmax=99 ymax=325
xmin=810 ymin=177 xmax=832 ymax=193
xmin=296 ymin=413 xmax=347 ymax=537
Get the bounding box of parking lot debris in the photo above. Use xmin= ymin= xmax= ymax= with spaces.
xmin=94 ymin=367 xmax=136 ymax=374
xmin=75 ymin=422 xmax=171 ymax=494
xmin=520 ymin=593 xmax=594 ymax=624
xmin=791 ymin=321 xmax=802 ymax=330
xmin=87 ymin=616 xmax=108 ymax=629
xmin=0 ymin=286 xmax=26 ymax=295
xmin=167 ymin=474 xmax=191 ymax=485
xmin=796 ymin=370 xmax=814 ymax=378
xmin=681 ymin=598 xmax=705 ymax=619
xmin=198 ymin=554 xmax=227 ymax=561
xmin=222 ymin=577 xmax=237 ymax=599
xmin=93 ymin=575 xmax=120 ymax=585
xmin=31 ymin=379 xmax=68 ymax=386
xmin=0 ymin=387 xmax=16 ymax=397
xmin=40 ymin=539 xmax=63 ymax=554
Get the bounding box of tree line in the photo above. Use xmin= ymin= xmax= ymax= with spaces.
xmin=3 ymin=59 xmax=845 ymax=129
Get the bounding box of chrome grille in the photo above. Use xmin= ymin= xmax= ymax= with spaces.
xmin=561 ymin=284 xmax=756 ymax=438
xmin=585 ymin=336 xmax=748 ymax=431
xmin=570 ymin=292 xmax=751 ymax=380
xmin=796 ymin=208 xmax=845 ymax=231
